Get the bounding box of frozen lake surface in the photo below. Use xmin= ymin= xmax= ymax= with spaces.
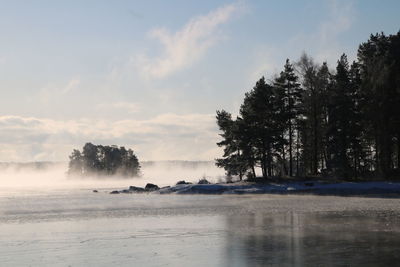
xmin=1 ymin=188 xmax=400 ymax=266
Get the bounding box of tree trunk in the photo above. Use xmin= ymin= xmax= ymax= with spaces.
xmin=378 ymin=121 xmax=391 ymax=178
xmin=267 ymin=146 xmax=272 ymax=177
xmin=296 ymin=130 xmax=300 ymax=177
xmin=353 ymin=156 xmax=357 ymax=179
xmin=282 ymin=133 xmax=287 ymax=176
xmin=251 ymin=164 xmax=256 ymax=178
xmin=313 ymin=98 xmax=319 ymax=175
xmin=261 ymin=150 xmax=267 ymax=178
xmin=397 ymin=134 xmax=400 ymax=170
xmin=289 ymin=120 xmax=293 ymax=176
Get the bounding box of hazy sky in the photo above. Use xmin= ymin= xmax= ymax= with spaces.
xmin=0 ymin=0 xmax=399 ymax=162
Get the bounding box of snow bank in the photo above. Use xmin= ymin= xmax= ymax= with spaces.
xmin=155 ymin=181 xmax=400 ymax=196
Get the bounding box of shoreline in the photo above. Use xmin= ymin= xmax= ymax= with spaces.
xmin=104 ymin=180 xmax=400 ymax=198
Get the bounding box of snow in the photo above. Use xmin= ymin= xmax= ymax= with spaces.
xmin=157 ymin=181 xmax=400 ymax=196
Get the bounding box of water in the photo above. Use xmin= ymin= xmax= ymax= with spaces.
xmin=1 ymin=189 xmax=400 ymax=266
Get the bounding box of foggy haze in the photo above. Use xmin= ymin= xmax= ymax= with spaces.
xmin=0 ymin=161 xmax=225 ymax=193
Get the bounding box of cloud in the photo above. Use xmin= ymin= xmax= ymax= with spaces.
xmin=0 ymin=114 xmax=220 ymax=162
xmin=38 ymin=78 xmax=81 ymax=103
xmin=96 ymin=102 xmax=141 ymax=113
xmin=138 ymin=2 xmax=242 ymax=79
xmin=319 ymin=0 xmax=353 ymax=42
xmin=314 ymin=0 xmax=355 ymax=62
xmin=62 ymin=79 xmax=80 ymax=94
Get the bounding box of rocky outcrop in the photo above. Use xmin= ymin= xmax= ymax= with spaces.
xmin=129 ymin=186 xmax=145 ymax=193
xmin=145 ymin=183 xmax=160 ymax=191
xmin=176 ymin=180 xmax=192 ymax=185
xmin=197 ymin=178 xmax=210 ymax=184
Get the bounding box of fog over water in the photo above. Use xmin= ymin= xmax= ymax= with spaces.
xmin=0 ymin=161 xmax=225 ymax=194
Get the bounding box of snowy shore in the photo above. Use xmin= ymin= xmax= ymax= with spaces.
xmin=109 ymin=181 xmax=400 ymax=197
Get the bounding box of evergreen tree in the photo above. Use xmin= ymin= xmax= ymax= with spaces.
xmin=296 ymin=54 xmax=331 ymax=176
xmin=215 ymin=110 xmax=249 ymax=180
xmin=358 ymin=32 xmax=400 ymax=177
xmin=348 ymin=61 xmax=365 ymax=177
xmin=326 ymin=54 xmax=353 ymax=178
xmin=274 ymin=59 xmax=302 ymax=176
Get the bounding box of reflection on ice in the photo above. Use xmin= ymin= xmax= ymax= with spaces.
xmin=1 ymin=193 xmax=400 ymax=266
xmin=224 ymin=211 xmax=400 ymax=266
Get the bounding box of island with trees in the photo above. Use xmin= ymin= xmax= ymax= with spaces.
xmin=216 ymin=31 xmax=400 ymax=181
xmin=68 ymin=143 xmax=140 ymax=178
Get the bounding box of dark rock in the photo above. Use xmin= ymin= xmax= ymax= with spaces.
xmin=198 ymin=178 xmax=210 ymax=184
xmin=120 ymin=189 xmax=131 ymax=194
xmin=145 ymin=183 xmax=160 ymax=191
xmin=129 ymin=186 xmax=145 ymax=193
xmin=110 ymin=190 xmax=120 ymax=194
xmin=93 ymin=190 xmax=98 ymax=193
xmin=160 ymin=186 xmax=171 ymax=190
xmin=176 ymin=180 xmax=191 ymax=185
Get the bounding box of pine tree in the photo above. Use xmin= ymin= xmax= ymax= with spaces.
xmin=215 ymin=110 xmax=249 ymax=180
xmin=240 ymin=77 xmax=279 ymax=177
xmin=358 ymin=32 xmax=400 ymax=178
xmin=327 ymin=54 xmax=353 ymax=178
xmin=275 ymin=59 xmax=302 ymax=176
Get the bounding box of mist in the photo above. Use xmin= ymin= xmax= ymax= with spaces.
xmin=0 ymin=161 xmax=226 ymax=192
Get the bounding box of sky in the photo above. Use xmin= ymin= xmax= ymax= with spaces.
xmin=0 ymin=0 xmax=399 ymax=162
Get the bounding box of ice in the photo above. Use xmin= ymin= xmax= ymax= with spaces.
xmin=1 ymin=192 xmax=400 ymax=266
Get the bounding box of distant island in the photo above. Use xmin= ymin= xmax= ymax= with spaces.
xmin=67 ymin=143 xmax=140 ymax=178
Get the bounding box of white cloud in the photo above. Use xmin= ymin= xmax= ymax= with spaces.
xmin=319 ymin=0 xmax=353 ymax=42
xmin=38 ymin=78 xmax=81 ymax=103
xmin=138 ymin=2 xmax=242 ymax=79
xmin=96 ymin=102 xmax=141 ymax=114
xmin=313 ymin=0 xmax=355 ymax=63
xmin=62 ymin=79 xmax=80 ymax=94
xmin=0 ymin=114 xmax=221 ymax=162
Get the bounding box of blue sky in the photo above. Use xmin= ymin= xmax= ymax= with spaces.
xmin=0 ymin=0 xmax=399 ymax=161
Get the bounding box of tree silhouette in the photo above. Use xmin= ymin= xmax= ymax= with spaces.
xmin=67 ymin=143 xmax=140 ymax=177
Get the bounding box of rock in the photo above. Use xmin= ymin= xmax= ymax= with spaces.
xmin=120 ymin=189 xmax=131 ymax=194
xmin=145 ymin=183 xmax=160 ymax=191
xmin=198 ymin=178 xmax=210 ymax=184
xmin=160 ymin=186 xmax=171 ymax=189
xmin=93 ymin=190 xmax=98 ymax=193
xmin=129 ymin=186 xmax=145 ymax=193
xmin=176 ymin=180 xmax=191 ymax=185
xmin=110 ymin=190 xmax=120 ymax=194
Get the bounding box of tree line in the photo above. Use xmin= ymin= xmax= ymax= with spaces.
xmin=216 ymin=31 xmax=400 ymax=180
xmin=68 ymin=143 xmax=141 ymax=177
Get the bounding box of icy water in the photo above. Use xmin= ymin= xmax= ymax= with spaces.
xmin=1 ymin=189 xmax=400 ymax=266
